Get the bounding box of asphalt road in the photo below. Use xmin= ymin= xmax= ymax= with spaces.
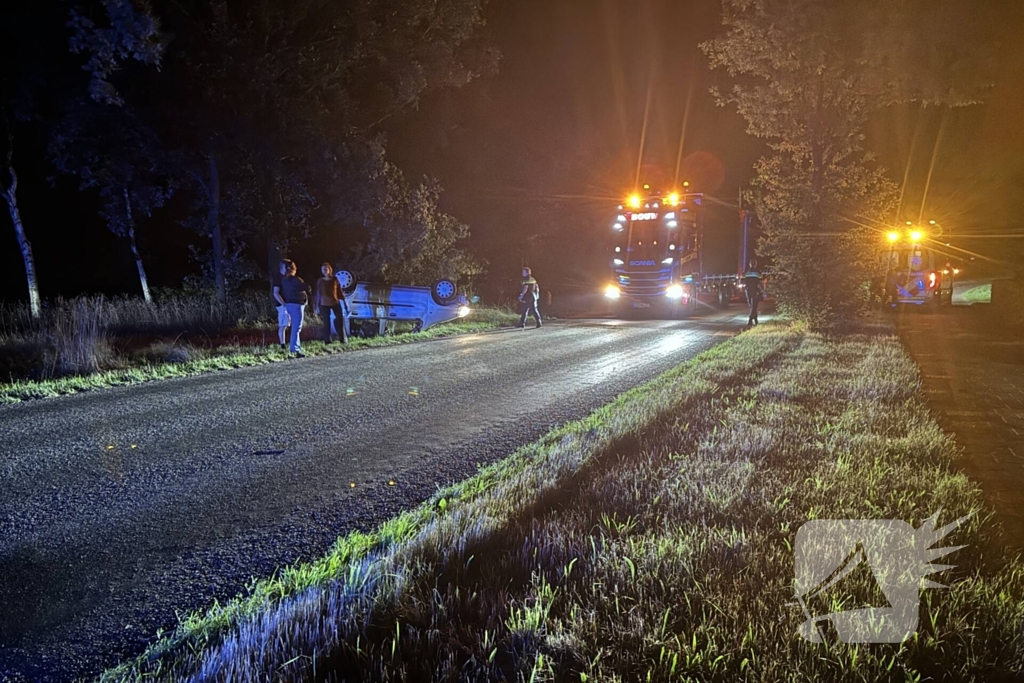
xmin=0 ymin=311 xmax=746 ymax=682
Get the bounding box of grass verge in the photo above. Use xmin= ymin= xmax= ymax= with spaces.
xmin=100 ymin=322 xmax=1024 ymax=682
xmin=0 ymin=309 xmax=519 ymax=404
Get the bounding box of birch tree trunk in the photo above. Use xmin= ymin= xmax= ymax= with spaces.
xmin=123 ymin=187 xmax=152 ymax=304
xmin=2 ymin=155 xmax=41 ymax=318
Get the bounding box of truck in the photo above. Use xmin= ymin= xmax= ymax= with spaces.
xmin=602 ymin=183 xmax=748 ymax=316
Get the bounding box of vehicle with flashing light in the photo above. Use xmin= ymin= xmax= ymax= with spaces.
xmin=603 ymin=183 xmax=704 ymax=316
xmin=332 ymin=271 xmax=470 ymax=336
xmin=881 ymin=229 xmax=957 ymax=307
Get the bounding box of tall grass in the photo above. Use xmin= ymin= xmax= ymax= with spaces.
xmin=100 ymin=323 xmax=1024 ymax=682
xmin=0 ymin=300 xmax=519 ymax=402
xmin=50 ymin=296 xmax=108 ymax=376
xmin=0 ymin=292 xmax=275 ymax=384
xmin=0 ymin=291 xmax=274 ymax=341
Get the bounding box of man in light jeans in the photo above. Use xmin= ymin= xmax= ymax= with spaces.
xmin=278 ymin=260 xmax=311 ymax=357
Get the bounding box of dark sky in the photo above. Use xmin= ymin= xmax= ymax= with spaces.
xmin=386 ymin=0 xmax=1024 ymax=291
xmin=3 ymin=0 xmax=1023 ymax=302
xmin=386 ymin=0 xmax=762 ymax=297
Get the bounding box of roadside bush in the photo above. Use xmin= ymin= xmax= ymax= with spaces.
xmin=990 ymin=276 xmax=1024 ymax=329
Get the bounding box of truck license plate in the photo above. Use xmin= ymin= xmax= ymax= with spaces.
xmin=632 ymin=302 xmax=651 ymax=309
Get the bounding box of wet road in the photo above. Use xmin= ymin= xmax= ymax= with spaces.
xmin=0 ymin=312 xmax=745 ymax=682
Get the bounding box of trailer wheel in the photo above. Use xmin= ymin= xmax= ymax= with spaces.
xmin=431 ymin=278 xmax=458 ymax=306
xmin=336 ymin=270 xmax=357 ymax=294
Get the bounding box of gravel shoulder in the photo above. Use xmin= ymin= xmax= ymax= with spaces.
xmin=0 ymin=312 xmax=745 ymax=682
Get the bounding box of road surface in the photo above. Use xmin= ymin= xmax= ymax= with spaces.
xmin=0 ymin=312 xmax=745 ymax=682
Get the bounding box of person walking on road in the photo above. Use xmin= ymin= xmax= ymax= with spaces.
xmin=518 ymin=267 xmax=542 ymax=329
xmin=743 ymin=261 xmax=764 ymax=328
xmin=315 ymin=263 xmax=349 ymax=344
xmin=885 ymin=268 xmax=899 ymax=308
xmin=272 ymin=260 xmax=291 ymax=351
xmin=279 ymin=259 xmax=311 ymax=357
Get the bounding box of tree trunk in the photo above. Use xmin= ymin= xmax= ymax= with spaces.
xmin=1 ymin=161 xmax=41 ymax=318
xmin=123 ymin=187 xmax=152 ymax=304
xmin=208 ymin=151 xmax=225 ymax=303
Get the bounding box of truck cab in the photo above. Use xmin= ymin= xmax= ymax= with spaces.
xmin=604 ymin=185 xmax=702 ymax=316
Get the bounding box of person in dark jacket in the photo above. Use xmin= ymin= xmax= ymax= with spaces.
xmin=315 ymin=263 xmax=349 ymax=343
xmin=743 ymin=261 xmax=764 ymax=328
xmin=884 ymin=268 xmax=899 ymax=308
xmin=279 ymin=259 xmax=311 ymax=356
xmin=518 ymin=267 xmax=542 ymax=329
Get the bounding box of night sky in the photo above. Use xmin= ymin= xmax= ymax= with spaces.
xmin=2 ymin=0 xmax=1022 ymax=303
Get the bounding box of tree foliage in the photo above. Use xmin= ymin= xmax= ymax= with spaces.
xmin=137 ymin=0 xmax=493 ymax=290
xmin=702 ymin=0 xmax=995 ymax=328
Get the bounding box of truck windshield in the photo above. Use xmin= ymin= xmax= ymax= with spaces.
xmin=623 ymin=220 xmax=666 ymax=252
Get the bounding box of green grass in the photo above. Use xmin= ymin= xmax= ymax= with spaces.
xmin=98 ymin=322 xmax=1024 ymax=682
xmin=0 ymin=311 xmax=518 ymax=404
xmin=959 ymin=284 xmax=992 ymax=304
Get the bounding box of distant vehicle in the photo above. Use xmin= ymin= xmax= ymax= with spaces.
xmin=881 ymin=237 xmax=957 ymax=307
xmin=334 ymin=271 xmax=470 ymax=335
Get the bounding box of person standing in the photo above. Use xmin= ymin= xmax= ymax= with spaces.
xmin=279 ymin=259 xmax=311 ymax=357
xmin=743 ymin=261 xmax=764 ymax=328
xmin=272 ymin=260 xmax=290 ymax=351
xmin=518 ymin=267 xmax=542 ymax=329
xmin=315 ymin=263 xmax=349 ymax=344
xmin=885 ymin=268 xmax=899 ymax=308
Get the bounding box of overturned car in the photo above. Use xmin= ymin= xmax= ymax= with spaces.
xmin=333 ymin=271 xmax=470 ymax=336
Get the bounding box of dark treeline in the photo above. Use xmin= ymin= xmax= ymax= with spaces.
xmin=2 ymin=0 xmax=495 ymax=316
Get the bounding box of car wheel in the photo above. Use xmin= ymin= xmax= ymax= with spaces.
xmin=431 ymin=278 xmax=458 ymax=305
xmin=336 ymin=270 xmax=357 ymax=294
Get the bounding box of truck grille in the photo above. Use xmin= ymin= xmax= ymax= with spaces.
xmin=616 ymin=268 xmax=672 ymax=298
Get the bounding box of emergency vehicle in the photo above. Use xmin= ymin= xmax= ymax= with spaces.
xmin=882 ymin=230 xmax=957 ymax=306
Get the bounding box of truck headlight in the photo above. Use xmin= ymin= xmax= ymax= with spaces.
xmin=666 ymin=284 xmax=684 ymax=299
xmin=458 ymin=305 xmax=471 ymax=318
xmin=604 ymin=284 xmax=621 ymax=300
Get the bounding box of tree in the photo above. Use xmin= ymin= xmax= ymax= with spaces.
xmin=135 ymin=0 xmax=493 ymax=291
xmin=50 ymin=101 xmax=174 ymax=303
xmin=0 ymin=122 xmax=40 ymax=317
xmin=0 ymin=0 xmax=164 ymax=316
xmin=702 ymin=0 xmax=996 ymax=328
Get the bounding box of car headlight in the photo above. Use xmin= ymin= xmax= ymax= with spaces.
xmin=604 ymin=284 xmax=621 ymax=300
xmin=458 ymin=305 xmax=471 ymax=318
xmin=666 ymin=284 xmax=684 ymax=299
